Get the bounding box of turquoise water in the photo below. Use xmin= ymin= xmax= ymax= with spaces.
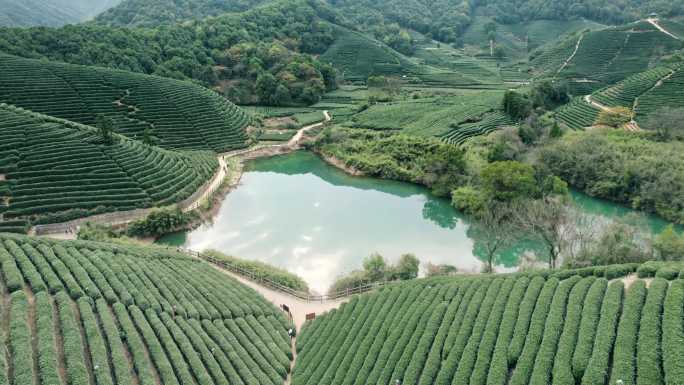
xmin=158 ymin=151 xmax=673 ymax=293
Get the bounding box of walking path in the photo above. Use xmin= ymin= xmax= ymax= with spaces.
xmin=646 ymin=18 xmax=680 ymax=40
xmin=33 ymin=111 xmax=331 ymax=239
xmin=557 ymin=33 xmax=585 ymax=75
xmin=208 ymin=262 xmax=348 ymax=330
xmin=288 ymin=111 xmax=331 ymax=147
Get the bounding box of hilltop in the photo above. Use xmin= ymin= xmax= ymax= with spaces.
xmin=0 ymin=54 xmax=250 ymax=152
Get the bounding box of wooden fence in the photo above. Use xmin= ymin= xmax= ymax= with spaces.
xmin=183 ymin=249 xmax=387 ymax=303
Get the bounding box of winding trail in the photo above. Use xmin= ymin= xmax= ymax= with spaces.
xmin=34 ymin=111 xmax=331 ymax=239
xmin=646 ymin=18 xmax=680 ymax=40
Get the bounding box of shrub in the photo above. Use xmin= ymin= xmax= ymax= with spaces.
xmin=77 ymin=298 xmax=114 ymax=385
xmin=34 ymin=292 xmax=61 ymax=385
xmin=529 ymin=276 xmax=581 ymax=385
xmin=581 ymin=281 xmax=625 ymax=385
xmin=572 ymin=278 xmax=608 ymax=379
xmin=485 ymin=277 xmax=530 ymax=385
xmin=509 ymin=278 xmax=560 ymax=385
xmin=96 ymin=300 xmax=137 ymax=385
xmin=551 ymin=276 xmax=597 ymax=385
xmin=56 ymin=292 xmax=89 ymax=385
xmin=609 ymin=280 xmax=647 ymax=385
xmin=9 ymin=291 xmax=33 ymax=385
xmin=662 ymin=280 xmax=684 ymax=385
xmin=636 ymin=278 xmax=668 ymax=385
xmin=508 ymin=276 xmax=546 ymax=365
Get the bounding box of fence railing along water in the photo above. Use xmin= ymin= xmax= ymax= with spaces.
xmin=180 ymin=248 xmax=387 ymax=303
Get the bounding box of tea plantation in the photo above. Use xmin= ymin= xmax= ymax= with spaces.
xmin=293 ymin=265 xmax=684 ymax=385
xmin=532 ymin=21 xmax=684 ymax=93
xmin=0 ymin=232 xmax=293 ymax=385
xmin=0 ymin=54 xmax=250 ymax=152
xmin=0 ymin=104 xmax=219 ymax=230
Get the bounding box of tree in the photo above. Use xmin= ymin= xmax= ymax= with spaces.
xmin=481 ymin=161 xmax=540 ymax=202
xmin=425 ymin=263 xmax=458 ymax=277
xmin=363 ymin=253 xmax=387 ymax=281
xmin=395 ymin=254 xmax=420 ymax=280
xmin=643 ymin=107 xmax=684 ymax=140
xmin=96 ymin=114 xmax=114 ymax=145
xmin=549 ymin=120 xmax=563 ymax=138
xmin=255 ymin=72 xmax=278 ymax=105
xmin=502 ymin=90 xmax=533 ymax=121
xmin=654 ymin=225 xmax=684 ymax=260
xmin=514 ymin=198 xmax=575 ymax=269
xmin=470 ymin=203 xmax=515 ymax=273
xmin=142 ymin=123 xmax=157 ymax=146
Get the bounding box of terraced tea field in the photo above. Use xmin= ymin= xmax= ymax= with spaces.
xmin=0 ymin=104 xmax=218 ymax=229
xmin=532 ymin=21 xmax=684 ymax=92
xmin=349 ymin=91 xmax=504 ymax=137
xmin=294 ymin=264 xmax=684 ymax=385
xmin=0 ymin=232 xmax=293 ymax=385
xmin=0 ymin=54 xmax=249 ymax=152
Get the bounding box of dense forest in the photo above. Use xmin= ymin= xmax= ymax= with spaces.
xmin=95 ymin=0 xmax=270 ymax=27
xmin=0 ymin=0 xmax=338 ymax=105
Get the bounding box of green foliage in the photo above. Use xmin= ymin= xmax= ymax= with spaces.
xmin=609 ymin=280 xmax=647 ymax=385
xmin=637 ymin=278 xmax=668 ymax=385
xmin=9 ymin=291 xmax=33 ymax=385
xmin=363 ymin=253 xmax=388 ymax=281
xmin=314 ymin=127 xmax=467 ymax=196
xmin=663 ymin=280 xmax=684 ymax=385
xmin=539 ymin=130 xmax=684 ymax=224
xmin=204 ymin=249 xmax=309 ymax=292
xmin=393 ymin=253 xmax=420 ymax=280
xmin=0 ymin=0 xmax=118 ymax=27
xmin=0 ymin=1 xmax=337 ymax=105
xmin=654 ymin=225 xmax=684 ymax=260
xmin=581 ymin=281 xmax=624 ymax=385
xmin=127 ymin=207 xmax=196 ymax=238
xmin=573 ymin=278 xmax=608 ymax=380
xmin=502 ymin=90 xmax=533 ymax=121
xmin=595 ymin=107 xmax=632 ymax=127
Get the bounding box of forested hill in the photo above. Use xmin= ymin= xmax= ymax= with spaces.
xmin=0 ymin=0 xmax=121 ymax=27
xmin=94 ymin=0 xmax=683 ymax=43
xmin=94 ymin=0 xmax=270 ymax=27
xmin=0 ymin=0 xmax=339 ymax=105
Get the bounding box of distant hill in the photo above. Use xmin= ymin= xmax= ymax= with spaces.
xmin=0 ymin=0 xmax=121 ymax=27
xmin=0 ymin=54 xmax=250 ymax=152
xmin=0 ymin=104 xmax=219 ymax=229
xmin=95 ymin=0 xmax=269 ymax=27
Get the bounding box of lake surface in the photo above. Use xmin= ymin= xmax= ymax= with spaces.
xmin=158 ymin=151 xmax=674 ymax=293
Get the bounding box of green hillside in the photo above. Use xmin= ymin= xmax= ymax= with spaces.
xmin=554 ymin=63 xmax=684 ymax=129
xmin=348 ymin=91 xmax=505 ymax=137
xmin=0 ymin=104 xmax=219 ymax=230
xmin=294 ymin=265 xmax=684 ymax=385
xmin=0 ymin=232 xmax=293 ymax=385
xmin=0 ymin=54 xmax=250 ymax=152
xmin=532 ymin=21 xmax=684 ymax=93
xmin=0 ymin=0 xmax=120 ymax=27
xmin=95 ymin=0 xmax=269 ymax=27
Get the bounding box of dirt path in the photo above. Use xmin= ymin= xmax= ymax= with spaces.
xmin=208 ymin=263 xmax=347 ymax=330
xmin=288 ymin=111 xmax=331 ymax=147
xmin=583 ymin=94 xmax=610 ymax=111
xmin=646 ymin=18 xmax=680 ymax=40
xmin=557 ymin=33 xmax=585 ymax=75
xmin=182 ymin=157 xmax=227 ymax=213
